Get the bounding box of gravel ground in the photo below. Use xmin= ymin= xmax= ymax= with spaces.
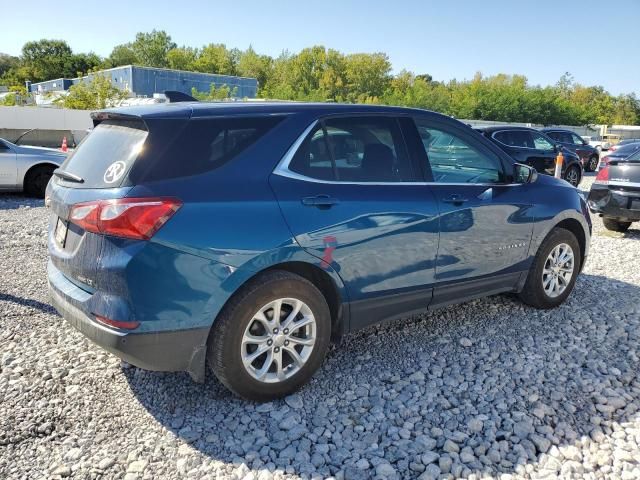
xmin=1 ymin=174 xmax=639 ymax=480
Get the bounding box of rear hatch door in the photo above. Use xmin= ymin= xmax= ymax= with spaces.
xmin=48 ymin=111 xmax=187 ymax=291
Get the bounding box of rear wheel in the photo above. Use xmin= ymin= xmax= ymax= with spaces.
xmin=24 ymin=165 xmax=55 ymax=198
xmin=564 ymin=165 xmax=581 ymax=187
xmin=586 ymin=155 xmax=598 ymax=172
xmin=519 ymin=228 xmax=581 ymax=309
xmin=207 ymin=270 xmax=331 ymax=401
xmin=603 ymin=217 xmax=631 ymax=232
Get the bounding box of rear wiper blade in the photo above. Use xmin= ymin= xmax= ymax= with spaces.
xmin=53 ymin=169 xmax=84 ymax=183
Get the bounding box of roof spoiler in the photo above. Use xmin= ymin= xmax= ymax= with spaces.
xmin=164 ymin=90 xmax=198 ymax=103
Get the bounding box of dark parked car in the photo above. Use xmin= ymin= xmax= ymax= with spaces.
xmin=475 ymin=126 xmax=583 ymax=187
xmin=540 ymin=128 xmax=599 ymax=172
xmin=598 ymin=142 xmax=640 ymax=170
xmin=47 ymin=103 xmax=591 ymax=400
xmin=588 ymin=147 xmax=640 ymax=232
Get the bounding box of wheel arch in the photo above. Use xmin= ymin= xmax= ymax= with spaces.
xmin=261 ymin=261 xmax=347 ymax=340
xmin=22 ymin=161 xmax=58 ymax=189
xmin=551 ymin=218 xmax=588 ymax=270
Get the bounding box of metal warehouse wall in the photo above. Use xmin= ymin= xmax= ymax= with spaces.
xmin=130 ymin=67 xmax=258 ymax=98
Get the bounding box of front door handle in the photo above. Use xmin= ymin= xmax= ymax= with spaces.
xmin=302 ymin=195 xmax=339 ymax=208
xmin=442 ymin=194 xmax=469 ymax=205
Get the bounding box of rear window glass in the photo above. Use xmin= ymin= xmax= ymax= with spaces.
xmin=59 ymin=120 xmax=148 ymax=188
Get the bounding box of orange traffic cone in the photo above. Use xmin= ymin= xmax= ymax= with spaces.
xmin=61 ymin=136 xmax=68 ymax=152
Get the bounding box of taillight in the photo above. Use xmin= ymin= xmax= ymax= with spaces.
xmin=69 ymin=197 xmax=182 ymax=240
xmin=594 ymin=166 xmax=609 ymax=185
xmin=94 ymin=314 xmax=140 ymax=330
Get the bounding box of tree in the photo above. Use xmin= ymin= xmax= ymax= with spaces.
xmin=192 ymin=44 xmax=236 ymax=75
xmin=55 ymin=73 xmax=128 ymax=109
xmin=167 ymin=47 xmax=197 ymax=71
xmin=191 ymin=83 xmax=238 ymax=100
xmin=21 ymin=39 xmax=73 ymax=82
xmin=0 ymin=53 xmax=19 ymax=78
xmin=237 ymin=46 xmax=272 ymax=89
xmin=107 ymin=44 xmax=138 ymax=68
xmin=130 ymin=30 xmax=176 ymax=68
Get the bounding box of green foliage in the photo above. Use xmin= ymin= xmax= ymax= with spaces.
xmin=191 ymin=84 xmax=238 ymax=101
xmin=1 ymin=31 xmax=639 ymax=125
xmin=130 ymin=30 xmax=176 ymax=68
xmin=54 ymin=73 xmax=129 ymax=109
xmin=191 ymin=44 xmax=236 ymax=75
xmin=107 ymin=44 xmax=138 ymax=68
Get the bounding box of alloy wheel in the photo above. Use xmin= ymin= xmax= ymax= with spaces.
xmin=542 ymin=243 xmax=575 ymax=298
xmin=565 ymin=167 xmax=579 ymax=187
xmin=241 ymin=298 xmax=316 ymax=383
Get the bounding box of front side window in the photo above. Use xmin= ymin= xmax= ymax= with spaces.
xmin=415 ymin=119 xmax=504 ymax=184
xmin=571 ymin=133 xmax=585 ymax=145
xmin=531 ymin=132 xmax=555 ymax=151
xmin=289 ymin=116 xmax=413 ymax=182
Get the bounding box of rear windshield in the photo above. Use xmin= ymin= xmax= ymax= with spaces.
xmin=59 ymin=120 xmax=148 ymax=188
xmin=59 ymin=115 xmax=283 ymax=188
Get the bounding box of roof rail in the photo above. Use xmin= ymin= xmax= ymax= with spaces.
xmin=164 ymin=91 xmax=198 ymax=103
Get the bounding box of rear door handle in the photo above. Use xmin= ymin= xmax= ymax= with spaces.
xmin=442 ymin=195 xmax=469 ymax=205
xmin=302 ymin=195 xmax=339 ymax=208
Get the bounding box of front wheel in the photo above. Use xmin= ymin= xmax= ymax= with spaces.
xmin=207 ymin=270 xmax=331 ymax=401
xmin=564 ymin=165 xmax=581 ymax=187
xmin=603 ymin=217 xmax=631 ymax=232
xmin=586 ymin=155 xmax=599 ymax=172
xmin=519 ymin=228 xmax=581 ymax=309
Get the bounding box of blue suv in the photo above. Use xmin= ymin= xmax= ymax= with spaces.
xmin=47 ymin=103 xmax=591 ymax=400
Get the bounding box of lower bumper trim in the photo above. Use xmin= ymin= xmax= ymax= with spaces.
xmin=49 ymin=282 xmax=209 ymax=382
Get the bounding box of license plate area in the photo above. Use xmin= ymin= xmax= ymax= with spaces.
xmin=55 ymin=218 xmax=68 ymax=247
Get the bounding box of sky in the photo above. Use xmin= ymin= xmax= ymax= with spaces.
xmin=2 ymin=0 xmax=638 ymax=95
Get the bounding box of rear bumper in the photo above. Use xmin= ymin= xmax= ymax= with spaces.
xmin=48 ymin=261 xmax=209 ymax=381
xmin=588 ymin=186 xmax=640 ymax=222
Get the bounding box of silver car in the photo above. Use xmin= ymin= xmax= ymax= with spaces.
xmin=0 ymin=138 xmax=67 ymax=198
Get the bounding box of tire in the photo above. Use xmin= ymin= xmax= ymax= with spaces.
xmin=24 ymin=165 xmax=55 ymax=198
xmin=586 ymin=155 xmax=598 ymax=172
xmin=564 ymin=165 xmax=581 ymax=187
xmin=519 ymin=228 xmax=581 ymax=309
xmin=207 ymin=270 xmax=331 ymax=401
xmin=603 ymin=217 xmax=631 ymax=232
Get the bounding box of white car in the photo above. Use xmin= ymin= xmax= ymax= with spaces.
xmin=0 ymin=138 xmax=67 ymax=197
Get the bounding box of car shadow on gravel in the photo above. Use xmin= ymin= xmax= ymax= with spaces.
xmin=0 ymin=293 xmax=56 ymax=315
xmin=0 ymin=194 xmax=44 ymax=210
xmin=124 ymin=273 xmax=640 ymax=478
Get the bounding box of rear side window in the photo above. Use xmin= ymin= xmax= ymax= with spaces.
xmin=137 ymin=116 xmax=284 ymax=182
xmin=494 ymin=130 xmax=534 ymax=148
xmin=289 ymin=116 xmax=414 ymax=182
xmin=59 ymin=120 xmax=148 ymax=188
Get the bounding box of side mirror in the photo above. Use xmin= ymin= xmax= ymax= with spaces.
xmin=514 ymin=163 xmax=538 ymax=184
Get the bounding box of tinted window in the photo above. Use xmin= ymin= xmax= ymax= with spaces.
xmin=531 ymin=132 xmax=555 ymax=151
xmin=494 ymin=130 xmax=534 ymax=148
xmin=61 ymin=116 xmax=283 ymax=188
xmin=0 ymin=141 xmax=9 ymax=151
xmin=289 ymin=116 xmax=413 ymax=182
xmin=545 ymin=131 xmax=562 ymax=141
xmin=139 ymin=116 xmax=283 ymax=183
xmin=415 ymin=119 xmax=504 ymax=184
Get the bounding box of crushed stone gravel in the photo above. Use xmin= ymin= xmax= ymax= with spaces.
xmin=1 ymin=174 xmax=639 ymax=479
